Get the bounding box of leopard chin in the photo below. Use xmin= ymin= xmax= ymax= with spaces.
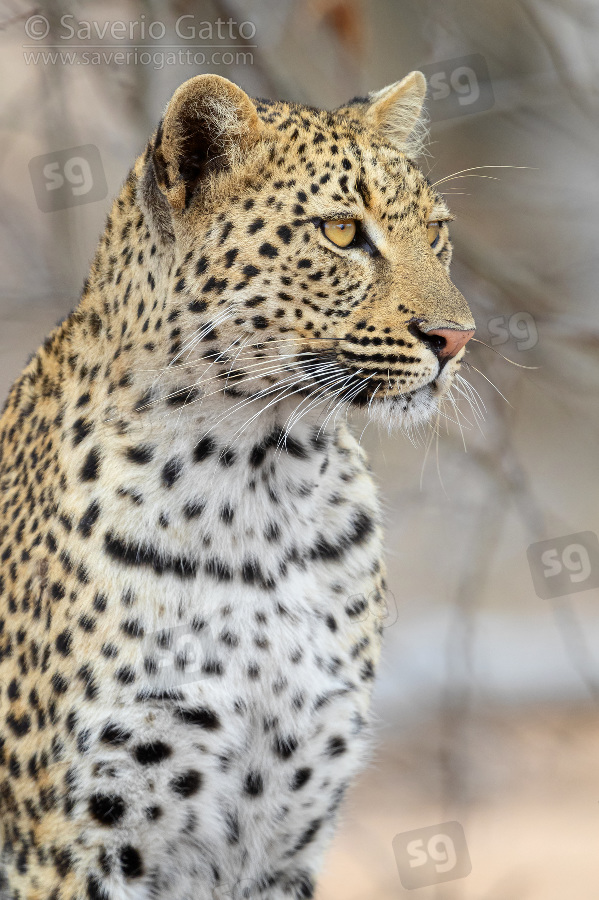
xmin=368 ymin=384 xmax=438 ymax=433
xmin=367 ymin=362 xmax=463 ymax=433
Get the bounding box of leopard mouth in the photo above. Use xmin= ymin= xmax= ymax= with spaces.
xmin=297 ymin=352 xmax=452 ymax=430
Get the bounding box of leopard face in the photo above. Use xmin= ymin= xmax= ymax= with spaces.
xmin=138 ymin=73 xmax=475 ymax=436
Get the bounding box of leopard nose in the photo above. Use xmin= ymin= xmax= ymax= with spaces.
xmin=409 ymin=322 xmax=475 ymax=361
xmin=425 ymin=327 xmax=475 ymax=360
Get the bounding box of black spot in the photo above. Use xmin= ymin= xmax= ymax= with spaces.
xmin=51 ymin=581 xmax=65 ymax=601
xmin=93 ymin=592 xmax=108 ymax=613
xmin=146 ymin=805 xmax=162 ymax=820
xmin=248 ymin=217 xmax=265 ymax=234
xmin=121 ymin=619 xmax=144 ymax=639
xmin=202 ymin=275 xmax=228 ymax=294
xmin=183 ymin=500 xmax=205 ymax=520
xmin=202 ymin=658 xmax=224 ymax=676
xmin=89 ymin=792 xmax=126 ymax=826
xmin=100 ymin=723 xmax=131 ymax=746
xmin=55 ymin=630 xmax=72 ymax=657
xmin=265 ymin=521 xmax=280 ymax=542
xmin=273 ymin=735 xmax=298 ymax=759
xmin=50 ymin=674 xmax=69 ymax=695
xmin=194 ymin=435 xmax=216 ymax=462
xmin=242 ymin=264 xmax=260 ymax=277
xmin=120 ymin=845 xmax=144 ymax=879
xmin=125 ymin=444 xmax=154 ymax=465
xmin=87 ymin=874 xmax=110 ymax=900
xmin=78 ymin=500 xmax=101 ymax=538
xmin=241 ymin=558 xmax=265 ymax=584
xmin=280 ymin=434 xmax=307 ymax=459
xmin=291 ymin=767 xmax=312 ymax=791
xmin=325 ymin=615 xmax=337 ymax=632
xmin=174 ymin=706 xmax=221 ymax=730
xmin=289 ymin=872 xmax=315 ymax=899
xmin=220 ymin=504 xmax=234 ymax=524
xmin=133 ymin=741 xmax=172 ymax=765
xmin=6 ymin=711 xmax=31 ymax=737
xmin=326 ymin=736 xmax=347 ymax=757
xmin=249 ymin=443 xmax=267 ymax=467
xmin=345 ymin=595 xmax=368 ymax=618
xmin=188 ymin=299 xmax=208 ymax=313
xmin=360 ymin=657 xmax=375 ymax=680
xmin=54 ymin=847 xmax=73 ymax=877
xmin=289 ymin=818 xmax=322 ymax=855
xmin=276 ymin=224 xmax=292 ymax=244
xmin=161 ymin=457 xmax=183 ymax=488
xmin=224 ymin=248 xmax=238 ymax=267
xmin=309 ymin=510 xmax=374 ymax=562
xmin=89 ymin=312 xmax=102 ymax=336
xmin=252 ymin=315 xmax=268 ymax=329
xmin=80 ymin=448 xmax=100 ymax=481
xmin=114 ymin=665 xmax=135 ymax=684
xmin=244 ymin=771 xmax=264 ymax=796
xmin=204 ymin=558 xmax=233 ymax=581
xmin=220 ymin=448 xmax=236 ymax=467
xmin=170 ymin=769 xmax=202 ymax=798
xmin=72 ymin=417 xmax=93 ymax=446
xmin=259 ymin=242 xmax=278 ymax=258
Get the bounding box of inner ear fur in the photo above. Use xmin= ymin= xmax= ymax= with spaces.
xmin=366 ymin=71 xmax=428 ymax=159
xmin=151 ymin=74 xmax=261 ymax=211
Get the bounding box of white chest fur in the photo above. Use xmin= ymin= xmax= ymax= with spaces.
xmin=65 ymin=407 xmax=385 ymax=898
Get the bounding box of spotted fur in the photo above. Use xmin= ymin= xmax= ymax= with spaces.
xmin=0 ymin=73 xmax=474 ymax=899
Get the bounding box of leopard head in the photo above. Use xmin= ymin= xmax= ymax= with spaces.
xmin=138 ymin=73 xmax=475 ymax=433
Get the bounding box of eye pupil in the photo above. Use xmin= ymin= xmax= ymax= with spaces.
xmin=323 ymin=218 xmax=357 ymax=248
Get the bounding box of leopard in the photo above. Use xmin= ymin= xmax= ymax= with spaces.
xmin=0 ymin=72 xmax=475 ymax=900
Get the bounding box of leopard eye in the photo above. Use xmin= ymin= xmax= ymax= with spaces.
xmin=323 ymin=218 xmax=357 ymax=248
xmin=427 ymin=221 xmax=441 ymax=249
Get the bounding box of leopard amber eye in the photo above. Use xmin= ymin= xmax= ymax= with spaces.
xmin=323 ymin=218 xmax=357 ymax=248
xmin=427 ymin=221 xmax=441 ymax=248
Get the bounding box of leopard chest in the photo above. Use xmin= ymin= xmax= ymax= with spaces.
xmin=53 ymin=418 xmax=384 ymax=892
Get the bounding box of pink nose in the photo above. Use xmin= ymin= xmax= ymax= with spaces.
xmin=424 ymin=327 xmax=475 ymax=360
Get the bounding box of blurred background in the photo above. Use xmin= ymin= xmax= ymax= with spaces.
xmin=2 ymin=0 xmax=599 ymax=896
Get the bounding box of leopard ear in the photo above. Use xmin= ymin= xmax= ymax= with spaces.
xmin=366 ymin=72 xmax=428 ymax=159
xmin=151 ymin=74 xmax=261 ymax=211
